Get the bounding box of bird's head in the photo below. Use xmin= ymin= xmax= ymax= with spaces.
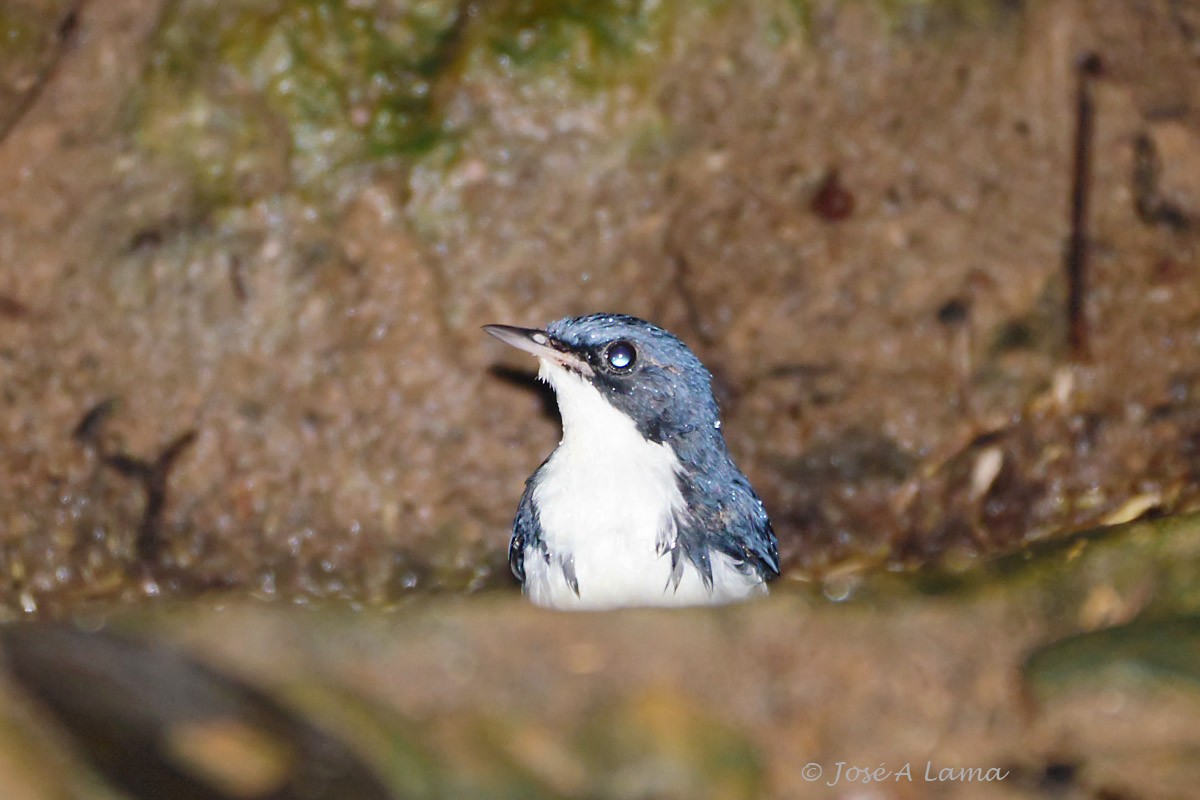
xmin=484 ymin=313 xmax=721 ymax=444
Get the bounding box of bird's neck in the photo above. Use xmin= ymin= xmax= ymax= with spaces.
xmin=539 ymin=358 xmax=725 ymax=466
xmin=543 ymin=364 xmax=636 ymax=451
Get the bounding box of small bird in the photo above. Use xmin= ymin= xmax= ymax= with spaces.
xmin=484 ymin=313 xmax=779 ymax=610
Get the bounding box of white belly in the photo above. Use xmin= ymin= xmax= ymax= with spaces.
xmin=523 ymin=361 xmax=768 ymax=610
xmin=522 ymin=536 xmax=766 ymax=610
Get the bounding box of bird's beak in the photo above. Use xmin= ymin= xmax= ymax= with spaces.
xmin=483 ymin=324 xmax=593 ymax=376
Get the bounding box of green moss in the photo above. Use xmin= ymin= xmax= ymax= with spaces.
xmin=137 ymin=0 xmax=464 ymax=206
xmin=858 ymin=512 xmax=1200 ymax=621
xmin=1025 ymin=615 xmax=1200 ymax=696
xmin=476 ymin=0 xmax=668 ymax=75
xmin=134 ymin=0 xmax=1021 ymax=211
xmin=136 ymin=0 xmax=674 ymax=209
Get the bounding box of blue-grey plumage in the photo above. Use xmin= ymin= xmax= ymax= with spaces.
xmin=484 ymin=313 xmax=778 ymax=609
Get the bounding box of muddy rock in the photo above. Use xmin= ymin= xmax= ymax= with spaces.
xmin=2 ymin=513 xmax=1200 ymax=798
xmin=1 ymin=1 xmax=1199 ymax=608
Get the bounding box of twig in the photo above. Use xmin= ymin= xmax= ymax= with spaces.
xmin=72 ymin=400 xmax=197 ymax=564
xmin=72 ymin=397 xmax=118 ymax=445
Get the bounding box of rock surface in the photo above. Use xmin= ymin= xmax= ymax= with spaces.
xmin=2 ymin=0 xmax=1199 ymax=607
xmin=2 ymin=3 xmax=1200 ymax=794
xmin=3 ymin=512 xmax=1200 ymax=798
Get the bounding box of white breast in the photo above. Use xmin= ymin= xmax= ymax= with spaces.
xmin=523 ymin=360 xmax=767 ymax=610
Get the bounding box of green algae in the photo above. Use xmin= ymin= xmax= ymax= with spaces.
xmin=475 ymin=0 xmax=668 ymax=76
xmin=134 ymin=0 xmax=681 ymax=210
xmin=854 ymin=512 xmax=1200 ymax=624
xmin=137 ymin=0 xmax=465 ymax=206
xmin=133 ymin=0 xmax=1019 ymax=212
xmin=1025 ymin=615 xmax=1200 ymax=696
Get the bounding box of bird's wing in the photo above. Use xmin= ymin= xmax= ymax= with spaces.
xmin=509 ymin=458 xmax=579 ymax=595
xmin=735 ymin=490 xmax=780 ymax=578
xmin=677 ymin=470 xmax=780 ymax=587
xmin=510 ymin=479 xmax=543 ymax=584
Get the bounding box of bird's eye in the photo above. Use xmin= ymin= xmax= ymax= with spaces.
xmin=604 ymin=341 xmax=636 ymax=371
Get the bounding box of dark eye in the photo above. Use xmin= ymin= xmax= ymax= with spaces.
xmin=604 ymin=341 xmax=636 ymax=371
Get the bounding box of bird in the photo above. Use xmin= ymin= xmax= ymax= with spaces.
xmin=484 ymin=313 xmax=779 ymax=610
